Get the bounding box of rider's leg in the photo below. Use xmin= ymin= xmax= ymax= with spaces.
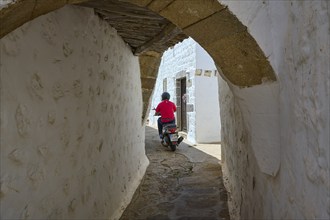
xmin=157 ymin=117 xmax=163 ymax=139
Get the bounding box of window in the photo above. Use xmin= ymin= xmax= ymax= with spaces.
xmin=163 ymin=78 xmax=167 ymax=92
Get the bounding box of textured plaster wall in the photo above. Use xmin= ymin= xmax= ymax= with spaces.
xmin=0 ymin=5 xmax=149 ymax=220
xmin=219 ymin=0 xmax=329 ymax=219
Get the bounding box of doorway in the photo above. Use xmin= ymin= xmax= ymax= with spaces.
xmin=179 ymin=77 xmax=187 ymax=132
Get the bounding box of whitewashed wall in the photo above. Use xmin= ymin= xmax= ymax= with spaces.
xmin=195 ymin=44 xmax=221 ymax=143
xmin=148 ymin=38 xmax=221 ymax=144
xmin=0 ymin=5 xmax=149 ymax=220
xmin=218 ymin=0 xmax=329 ymax=219
xmin=195 ymin=74 xmax=221 ymax=143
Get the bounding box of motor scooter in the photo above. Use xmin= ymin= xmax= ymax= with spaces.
xmin=153 ymin=110 xmax=183 ymax=151
xmin=161 ymin=123 xmax=184 ymax=151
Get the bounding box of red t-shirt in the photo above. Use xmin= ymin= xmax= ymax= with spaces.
xmin=156 ymin=100 xmax=176 ymax=122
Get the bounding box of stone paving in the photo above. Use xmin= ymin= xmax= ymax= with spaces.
xmin=120 ymin=126 xmax=230 ymax=220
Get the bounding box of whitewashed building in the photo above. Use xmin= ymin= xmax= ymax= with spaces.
xmin=148 ymin=38 xmax=221 ymax=144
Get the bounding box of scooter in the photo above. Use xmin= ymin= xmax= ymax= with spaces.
xmin=153 ymin=109 xmax=183 ymax=151
xmin=161 ymin=123 xmax=183 ymax=151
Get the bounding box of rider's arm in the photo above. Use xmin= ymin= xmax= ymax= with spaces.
xmin=155 ymin=103 xmax=161 ymax=116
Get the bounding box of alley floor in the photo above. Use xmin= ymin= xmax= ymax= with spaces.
xmin=120 ymin=126 xmax=230 ymax=220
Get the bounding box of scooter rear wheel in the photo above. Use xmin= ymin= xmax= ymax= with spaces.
xmin=164 ymin=135 xmax=176 ymax=151
xmin=169 ymin=144 xmax=176 ymax=151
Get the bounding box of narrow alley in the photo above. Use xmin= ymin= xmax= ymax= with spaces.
xmin=120 ymin=126 xmax=229 ymax=220
xmin=1 ymin=1 xmax=329 ymax=219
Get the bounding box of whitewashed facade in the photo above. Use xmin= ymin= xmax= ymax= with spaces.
xmin=148 ymin=38 xmax=221 ymax=144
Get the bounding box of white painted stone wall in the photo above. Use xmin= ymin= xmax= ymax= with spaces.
xmin=218 ymin=0 xmax=329 ymax=219
xmin=0 ymin=5 xmax=149 ymax=220
xmin=195 ymin=74 xmax=221 ymax=143
xmin=148 ymin=38 xmax=221 ymax=144
xmin=195 ymin=44 xmax=221 ymax=143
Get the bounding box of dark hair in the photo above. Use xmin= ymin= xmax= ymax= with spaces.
xmin=161 ymin=92 xmax=170 ymax=100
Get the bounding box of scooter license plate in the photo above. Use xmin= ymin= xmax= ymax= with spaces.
xmin=170 ymin=134 xmax=178 ymax=141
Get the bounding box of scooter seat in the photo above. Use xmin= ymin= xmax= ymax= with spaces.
xmin=163 ymin=123 xmax=177 ymax=130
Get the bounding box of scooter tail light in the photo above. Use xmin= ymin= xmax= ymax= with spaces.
xmin=169 ymin=128 xmax=176 ymax=133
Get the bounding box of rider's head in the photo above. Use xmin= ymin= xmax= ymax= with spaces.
xmin=161 ymin=92 xmax=170 ymax=101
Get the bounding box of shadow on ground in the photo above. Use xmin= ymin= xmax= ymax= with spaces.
xmin=120 ymin=126 xmax=230 ymax=220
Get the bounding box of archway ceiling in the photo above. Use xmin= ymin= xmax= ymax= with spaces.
xmin=0 ymin=0 xmax=187 ymax=56
xmin=78 ymin=0 xmax=188 ymax=55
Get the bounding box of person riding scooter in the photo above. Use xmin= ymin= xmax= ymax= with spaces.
xmin=155 ymin=92 xmax=176 ymax=140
